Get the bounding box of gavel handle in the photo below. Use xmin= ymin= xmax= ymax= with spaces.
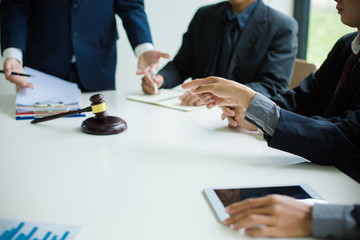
xmin=31 ymin=106 xmax=92 ymax=124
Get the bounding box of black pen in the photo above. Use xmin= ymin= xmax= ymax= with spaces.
xmin=0 ymin=70 xmax=35 ymax=77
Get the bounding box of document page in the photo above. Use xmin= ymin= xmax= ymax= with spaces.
xmin=127 ymin=89 xmax=205 ymax=112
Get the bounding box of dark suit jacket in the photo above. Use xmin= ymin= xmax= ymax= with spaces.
xmin=267 ymin=32 xmax=360 ymax=182
xmin=1 ymin=0 xmax=152 ymax=91
xmin=159 ymin=1 xmax=298 ymax=97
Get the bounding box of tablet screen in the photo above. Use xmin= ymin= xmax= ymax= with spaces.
xmin=214 ymin=185 xmax=311 ymax=207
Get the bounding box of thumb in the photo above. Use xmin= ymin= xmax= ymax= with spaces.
xmin=159 ymin=52 xmax=171 ymax=59
xmin=136 ymin=66 xmax=151 ymax=75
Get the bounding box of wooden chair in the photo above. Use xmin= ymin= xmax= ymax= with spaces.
xmin=290 ymin=58 xmax=317 ymax=89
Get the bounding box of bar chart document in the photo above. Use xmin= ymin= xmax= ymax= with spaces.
xmin=0 ymin=219 xmax=81 ymax=240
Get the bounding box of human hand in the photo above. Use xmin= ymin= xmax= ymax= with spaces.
xmin=223 ymin=194 xmax=313 ymax=238
xmin=221 ymin=106 xmax=257 ymax=131
xmin=3 ymin=58 xmax=34 ymax=89
xmin=179 ymin=90 xmax=204 ymax=106
xmin=142 ymin=73 xmax=164 ymax=94
xmin=181 ymin=77 xmax=255 ymax=109
xmin=136 ymin=50 xmax=171 ymax=75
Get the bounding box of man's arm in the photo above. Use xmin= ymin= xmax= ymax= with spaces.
xmin=313 ymin=204 xmax=360 ymax=238
xmin=114 ymin=0 xmax=152 ymax=50
xmin=1 ymin=0 xmax=31 ymax=54
xmin=182 ymin=76 xmax=360 ymax=165
xmin=1 ymin=0 xmax=33 ymax=88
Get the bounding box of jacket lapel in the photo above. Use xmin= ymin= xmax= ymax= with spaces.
xmin=228 ymin=1 xmax=266 ymax=72
xmin=203 ymin=4 xmax=228 ymax=76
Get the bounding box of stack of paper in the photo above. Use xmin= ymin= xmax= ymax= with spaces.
xmin=15 ymin=67 xmax=83 ymax=120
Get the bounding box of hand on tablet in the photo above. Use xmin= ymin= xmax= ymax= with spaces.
xmin=223 ymin=194 xmax=313 ymax=237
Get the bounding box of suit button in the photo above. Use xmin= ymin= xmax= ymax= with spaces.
xmin=73 ymin=32 xmax=79 ymax=38
xmin=73 ymin=2 xmax=79 ymax=8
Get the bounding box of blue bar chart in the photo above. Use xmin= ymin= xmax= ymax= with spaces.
xmin=0 ymin=219 xmax=81 ymax=240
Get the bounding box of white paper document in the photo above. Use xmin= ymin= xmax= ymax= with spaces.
xmin=15 ymin=67 xmax=81 ymax=106
xmin=127 ymin=89 xmax=205 ymax=112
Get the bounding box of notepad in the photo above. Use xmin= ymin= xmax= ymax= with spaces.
xmin=127 ymin=89 xmax=205 ymax=112
xmin=15 ymin=67 xmax=83 ymax=120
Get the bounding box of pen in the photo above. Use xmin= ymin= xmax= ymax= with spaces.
xmin=151 ymin=73 xmax=158 ymax=94
xmin=0 ymin=70 xmax=35 ymax=77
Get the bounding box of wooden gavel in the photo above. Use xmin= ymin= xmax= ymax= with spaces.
xmin=31 ymin=94 xmax=127 ymax=135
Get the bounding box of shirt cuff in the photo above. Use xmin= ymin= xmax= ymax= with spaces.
xmin=313 ymin=204 xmax=360 ymax=239
xmin=3 ymin=48 xmax=23 ymax=64
xmin=134 ymin=43 xmax=154 ymax=58
xmin=245 ymin=93 xmax=281 ymax=136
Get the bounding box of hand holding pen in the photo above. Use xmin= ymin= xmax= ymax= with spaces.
xmin=141 ymin=72 xmax=164 ymax=95
xmin=2 ymin=58 xmax=34 ymax=89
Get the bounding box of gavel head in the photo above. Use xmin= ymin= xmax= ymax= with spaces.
xmin=89 ymin=94 xmax=108 ymax=119
xmin=81 ymin=94 xmax=127 ymax=135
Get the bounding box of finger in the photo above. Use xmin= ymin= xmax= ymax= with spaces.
xmin=197 ymin=93 xmax=215 ymax=104
xmin=25 ymin=82 xmax=34 ymax=89
xmin=142 ymin=74 xmax=155 ymax=85
xmin=206 ymin=103 xmax=217 ymax=109
xmin=181 ymin=78 xmax=216 ymax=90
xmin=226 ymin=197 xmax=273 ymax=215
xmin=226 ymin=117 xmax=238 ymax=127
xmin=228 ymin=205 xmax=276 ymax=224
xmin=194 ymin=99 xmax=204 ymax=106
xmin=186 ymin=95 xmax=199 ymax=106
xmin=180 ymin=92 xmax=196 ymax=106
xmin=221 ymin=107 xmax=235 ymax=117
xmin=179 ymin=91 xmax=189 ymax=101
xmin=3 ymin=63 xmax=13 ymax=77
xmin=231 ymin=214 xmax=273 ymax=231
xmin=142 ymin=81 xmax=155 ymax=94
xmin=136 ymin=66 xmax=151 ymax=75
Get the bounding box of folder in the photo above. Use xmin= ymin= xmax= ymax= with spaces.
xmin=15 ymin=67 xmax=84 ymax=120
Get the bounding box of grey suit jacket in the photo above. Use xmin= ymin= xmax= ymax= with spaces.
xmin=159 ymin=1 xmax=298 ymax=97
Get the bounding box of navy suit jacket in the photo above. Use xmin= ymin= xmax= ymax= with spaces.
xmin=159 ymin=1 xmax=298 ymax=97
xmin=1 ymin=0 xmax=152 ymax=91
xmin=267 ymin=32 xmax=360 ymax=182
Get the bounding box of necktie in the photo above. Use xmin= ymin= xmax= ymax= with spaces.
xmin=324 ymin=52 xmax=360 ymax=116
xmin=216 ymin=18 xmax=239 ymax=78
xmin=333 ymin=52 xmax=360 ymax=97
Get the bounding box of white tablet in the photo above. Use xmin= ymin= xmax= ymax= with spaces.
xmin=203 ymin=184 xmax=324 ymax=222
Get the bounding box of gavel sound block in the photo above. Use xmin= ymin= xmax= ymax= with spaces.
xmin=81 ymin=94 xmax=127 ymax=135
xmin=31 ymin=94 xmax=127 ymax=135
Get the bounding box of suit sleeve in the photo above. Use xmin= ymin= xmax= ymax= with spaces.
xmin=354 ymin=205 xmax=360 ymax=226
xmin=1 ymin=0 xmax=31 ymax=54
xmin=312 ymin=204 xmax=360 ymax=239
xmin=114 ymin=0 xmax=152 ymax=50
xmin=266 ymin=108 xmax=360 ymax=165
xmin=158 ymin=9 xmax=201 ymax=89
xmin=244 ymin=14 xmax=298 ymax=97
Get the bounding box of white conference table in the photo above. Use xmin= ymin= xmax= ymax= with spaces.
xmin=0 ymin=78 xmax=359 ymax=240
